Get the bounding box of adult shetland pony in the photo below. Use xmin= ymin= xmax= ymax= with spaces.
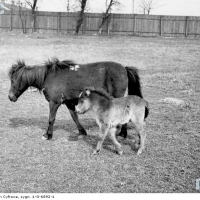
xmin=8 ymin=58 xmax=143 ymax=140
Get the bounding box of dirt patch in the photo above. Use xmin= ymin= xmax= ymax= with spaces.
xmin=159 ymin=97 xmax=191 ymax=109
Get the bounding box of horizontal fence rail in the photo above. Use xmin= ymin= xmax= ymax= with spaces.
xmin=0 ymin=10 xmax=200 ymax=37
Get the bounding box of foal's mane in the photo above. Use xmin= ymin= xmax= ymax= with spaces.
xmin=86 ymin=87 xmax=113 ymax=101
xmin=8 ymin=58 xmax=77 ymax=89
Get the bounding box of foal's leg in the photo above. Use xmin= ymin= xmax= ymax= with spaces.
xmin=109 ymin=127 xmax=123 ymax=155
xmin=135 ymin=122 xmax=146 ymax=155
xmin=112 ymin=87 xmax=128 ymax=139
xmin=93 ymin=124 xmax=109 ymax=155
xmin=42 ymin=101 xmax=60 ymax=140
xmin=65 ymin=103 xmax=87 ymax=138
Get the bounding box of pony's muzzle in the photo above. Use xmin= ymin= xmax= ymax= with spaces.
xmin=75 ymin=106 xmax=84 ymax=114
xmin=75 ymin=108 xmax=81 ymax=114
xmin=8 ymin=93 xmax=17 ymax=102
xmin=75 ymin=106 xmax=79 ymax=113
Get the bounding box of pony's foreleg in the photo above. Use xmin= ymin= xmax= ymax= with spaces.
xmin=109 ymin=127 xmax=123 ymax=155
xmin=66 ymin=103 xmax=87 ymax=138
xmin=93 ymin=124 xmax=109 ymax=155
xmin=42 ymin=101 xmax=60 ymax=140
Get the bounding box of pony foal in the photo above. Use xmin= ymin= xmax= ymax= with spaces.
xmin=75 ymin=87 xmax=149 ymax=155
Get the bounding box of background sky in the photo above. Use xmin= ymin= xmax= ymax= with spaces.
xmin=4 ymin=0 xmax=200 ymax=16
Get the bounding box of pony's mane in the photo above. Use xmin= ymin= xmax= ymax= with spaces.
xmin=8 ymin=58 xmax=77 ymax=90
xmin=86 ymin=87 xmax=113 ymax=101
xmin=9 ymin=57 xmax=77 ymax=78
xmin=8 ymin=59 xmax=26 ymax=79
xmin=44 ymin=57 xmax=76 ymax=71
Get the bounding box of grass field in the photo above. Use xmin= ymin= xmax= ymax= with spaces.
xmin=0 ymin=32 xmax=200 ymax=193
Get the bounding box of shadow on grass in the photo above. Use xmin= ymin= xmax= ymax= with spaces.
xmin=9 ymin=116 xmax=48 ymax=130
xmin=9 ymin=117 xmax=140 ymax=153
xmin=8 ymin=116 xmax=98 ymax=137
xmin=82 ymin=132 xmax=140 ymax=155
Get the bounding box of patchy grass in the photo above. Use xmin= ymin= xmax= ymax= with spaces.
xmin=0 ymin=32 xmax=200 ymax=193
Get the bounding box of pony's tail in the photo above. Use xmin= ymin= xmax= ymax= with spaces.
xmin=125 ymin=66 xmax=143 ymax=98
xmin=145 ymin=101 xmax=149 ymax=119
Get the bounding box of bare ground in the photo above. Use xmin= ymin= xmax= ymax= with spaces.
xmin=0 ymin=32 xmax=200 ymax=193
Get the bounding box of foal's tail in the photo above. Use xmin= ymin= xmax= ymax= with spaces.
xmin=125 ymin=66 xmax=143 ymax=98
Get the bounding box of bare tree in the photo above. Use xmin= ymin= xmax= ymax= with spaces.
xmin=24 ymin=0 xmax=38 ymax=11
xmin=65 ymin=0 xmax=70 ymax=12
xmin=59 ymin=0 xmax=71 ymax=12
xmin=24 ymin=0 xmax=40 ymax=31
xmin=17 ymin=1 xmax=28 ymax=33
xmin=138 ymin=0 xmax=164 ymax=15
xmin=75 ymin=0 xmax=87 ymax=35
xmin=71 ymin=0 xmax=90 ymax=12
xmin=98 ymin=0 xmax=121 ymax=35
xmin=58 ymin=0 xmax=89 ymax=34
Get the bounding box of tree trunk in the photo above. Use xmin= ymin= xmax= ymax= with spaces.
xmin=25 ymin=0 xmax=38 ymax=32
xmin=98 ymin=14 xmax=111 ymax=35
xmin=31 ymin=0 xmax=38 ymax=33
xmin=18 ymin=6 xmax=26 ymax=34
xmin=98 ymin=0 xmax=113 ymax=35
xmin=31 ymin=10 xmax=36 ymax=32
xmin=75 ymin=0 xmax=87 ymax=35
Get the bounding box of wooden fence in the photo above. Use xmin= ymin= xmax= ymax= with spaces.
xmin=0 ymin=10 xmax=200 ymax=37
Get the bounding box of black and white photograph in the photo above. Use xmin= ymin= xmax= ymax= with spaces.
xmin=0 ymin=0 xmax=199 ymax=197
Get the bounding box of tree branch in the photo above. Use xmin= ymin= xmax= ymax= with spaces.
xmin=98 ymin=0 xmax=121 ymax=34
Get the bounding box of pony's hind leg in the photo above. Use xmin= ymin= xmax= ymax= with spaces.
xmin=93 ymin=124 xmax=109 ymax=155
xmin=118 ymin=124 xmax=127 ymax=138
xmin=109 ymin=127 xmax=123 ymax=155
xmin=42 ymin=101 xmax=60 ymax=140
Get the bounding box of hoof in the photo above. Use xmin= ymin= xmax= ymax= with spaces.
xmin=42 ymin=134 xmax=52 ymax=140
xmin=137 ymin=148 xmax=143 ymax=155
xmin=42 ymin=136 xmax=49 ymax=140
xmin=92 ymin=150 xmax=100 ymax=155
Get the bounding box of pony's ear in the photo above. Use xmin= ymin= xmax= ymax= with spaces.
xmin=85 ymin=89 xmax=91 ymax=97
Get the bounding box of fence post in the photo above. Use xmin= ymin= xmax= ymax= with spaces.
xmin=160 ymin=16 xmax=163 ymax=36
xmin=10 ymin=8 xmax=13 ymax=31
xmin=66 ymin=13 xmax=69 ymax=34
xmin=185 ymin=16 xmax=188 ymax=37
xmin=107 ymin=14 xmax=111 ymax=35
xmin=57 ymin=12 xmax=61 ymax=33
xmin=133 ymin=14 xmax=137 ymax=34
xmin=33 ymin=11 xmax=36 ymax=32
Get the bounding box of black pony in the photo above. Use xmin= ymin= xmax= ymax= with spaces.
xmin=8 ymin=58 xmax=143 ymax=140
